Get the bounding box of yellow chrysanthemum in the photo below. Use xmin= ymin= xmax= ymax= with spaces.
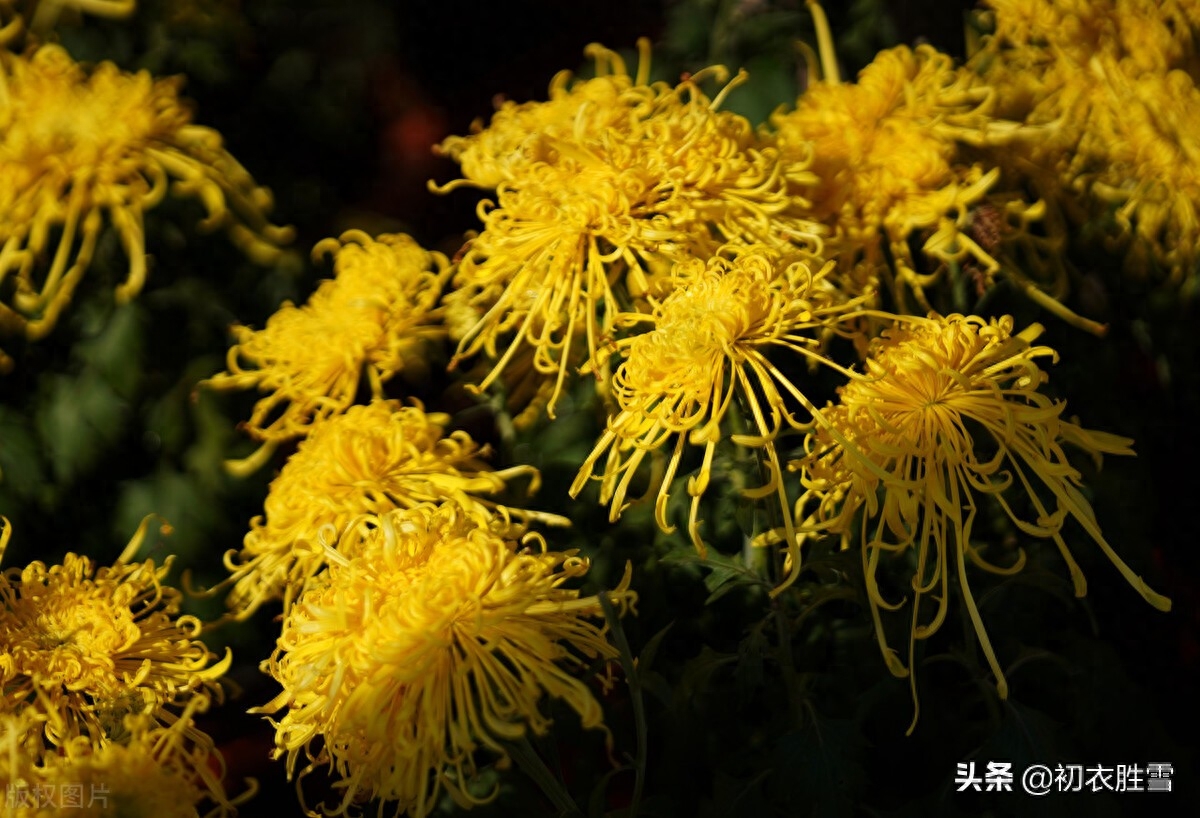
xmin=4 ymin=700 xmax=249 ymax=818
xmin=0 ymin=44 xmax=292 ymax=372
xmin=201 ymin=231 xmax=449 ymax=468
xmin=433 ymin=42 xmax=822 ymax=418
xmin=792 ymin=313 xmax=1170 ymax=729
xmin=975 ymin=0 xmax=1200 ymax=282
xmin=983 ymin=0 xmax=1200 ymax=79
xmin=772 ymin=5 xmax=1078 ymax=326
xmin=257 ymin=504 xmax=636 ymax=818
xmin=435 ymin=41 xmax=652 ymax=190
xmin=220 ymin=399 xmax=567 ymax=619
xmin=0 ymin=519 xmax=231 ymax=759
xmin=572 ymin=244 xmax=869 ymax=594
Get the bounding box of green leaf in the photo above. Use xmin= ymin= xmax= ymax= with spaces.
xmin=0 ymin=407 xmax=47 ymax=502
xmin=35 ymin=371 xmax=128 ymax=485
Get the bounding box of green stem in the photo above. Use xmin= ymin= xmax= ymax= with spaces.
xmin=600 ymin=593 xmax=647 ymax=818
xmin=508 ymin=734 xmax=585 ymax=818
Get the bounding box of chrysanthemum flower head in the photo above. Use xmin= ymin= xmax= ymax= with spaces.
xmin=435 ymin=40 xmax=652 ymax=190
xmin=434 ymin=43 xmax=823 ymax=418
xmin=771 ymin=6 xmax=1048 ymax=314
xmin=974 ymin=0 xmax=1200 ymax=283
xmin=257 ymin=504 xmax=636 ymax=818
xmin=5 ymin=698 xmax=250 ymax=818
xmin=792 ymin=313 xmax=1170 ymax=729
xmin=572 ymin=244 xmax=869 ymax=594
xmin=0 ymin=518 xmax=232 ymax=759
xmin=0 ymin=44 xmax=292 ymax=372
xmin=201 ymin=231 xmax=449 ymax=468
xmin=221 ymin=399 xmax=567 ymax=619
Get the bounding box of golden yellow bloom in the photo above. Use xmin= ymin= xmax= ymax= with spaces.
xmin=975 ymin=0 xmax=1200 ymax=282
xmin=0 ymin=44 xmax=292 ymax=372
xmin=257 ymin=504 xmax=636 ymax=818
xmin=572 ymin=244 xmax=867 ymax=594
xmin=433 ymin=42 xmax=822 ymax=418
xmin=5 ymin=700 xmax=249 ymax=818
xmin=792 ymin=313 xmax=1171 ymax=729
xmin=0 ymin=518 xmax=232 ymax=760
xmin=435 ymin=41 xmax=652 ymax=190
xmin=983 ymin=0 xmax=1200 ymax=79
xmin=221 ymin=399 xmax=567 ymax=619
xmin=772 ymin=6 xmax=1068 ymax=322
xmin=201 ymin=231 xmax=448 ymax=467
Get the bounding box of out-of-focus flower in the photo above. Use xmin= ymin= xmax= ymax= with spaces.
xmin=433 ymin=41 xmax=823 ymax=418
xmin=975 ymin=0 xmax=1200 ymax=283
xmin=792 ymin=313 xmax=1171 ymax=729
xmin=0 ymin=45 xmax=292 ymax=372
xmin=257 ymin=504 xmax=636 ymax=818
xmin=221 ymin=399 xmax=567 ymax=620
xmin=5 ymin=700 xmax=250 ymax=818
xmin=201 ymin=231 xmax=448 ymax=471
xmin=0 ymin=518 xmax=231 ymax=761
xmin=572 ymin=244 xmax=868 ymax=594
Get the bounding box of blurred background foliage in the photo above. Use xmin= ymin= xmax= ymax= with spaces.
xmin=0 ymin=1 xmax=1197 ymax=816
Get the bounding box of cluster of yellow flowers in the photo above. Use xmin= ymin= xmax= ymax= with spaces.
xmin=191 ymin=1 xmax=1177 ymax=782
xmin=0 ymin=0 xmax=1185 ymax=814
xmin=200 ymin=225 xmax=634 ymax=814
xmin=431 ymin=39 xmax=825 ymax=417
xmin=204 ymin=237 xmax=635 ymax=811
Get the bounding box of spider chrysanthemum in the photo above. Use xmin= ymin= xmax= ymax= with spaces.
xmin=221 ymin=399 xmax=567 ymax=619
xmin=201 ymin=231 xmax=449 ymax=469
xmin=0 ymin=519 xmax=231 ymax=763
xmin=571 ymin=244 xmax=867 ymax=593
xmin=771 ymin=4 xmax=1071 ymax=323
xmin=257 ymin=504 xmax=636 ymax=818
xmin=792 ymin=313 xmax=1170 ymax=728
xmin=433 ymin=41 xmax=823 ymax=418
xmin=0 ymin=44 xmax=292 ymax=371
xmin=974 ymin=0 xmax=1200 ymax=283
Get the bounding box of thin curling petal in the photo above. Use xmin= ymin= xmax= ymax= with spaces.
xmin=256 ymin=504 xmax=636 ymax=818
xmin=0 ymin=45 xmax=293 ymax=369
xmin=792 ymin=313 xmax=1170 ymax=731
